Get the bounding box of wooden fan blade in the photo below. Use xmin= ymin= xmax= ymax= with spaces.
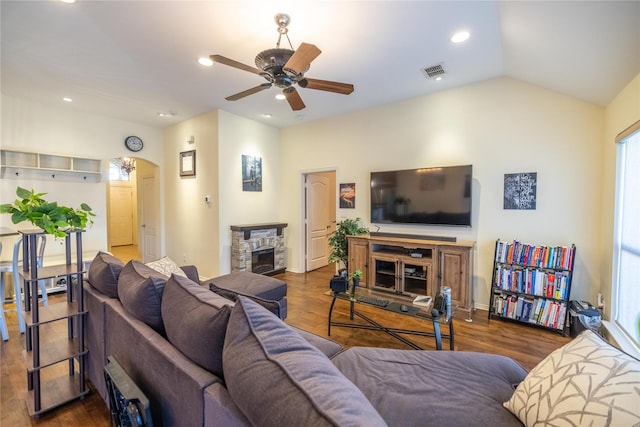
xmin=299 ymin=78 xmax=354 ymax=95
xmin=210 ymin=54 xmax=262 ymax=75
xmin=226 ymin=83 xmax=271 ymax=101
xmin=284 ymin=87 xmax=305 ymax=111
xmin=284 ymin=43 xmax=321 ymax=75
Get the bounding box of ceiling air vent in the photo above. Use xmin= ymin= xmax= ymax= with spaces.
xmin=421 ymin=63 xmax=446 ymax=80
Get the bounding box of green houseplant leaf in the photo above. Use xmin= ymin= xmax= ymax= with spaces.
xmin=328 ymin=218 xmax=368 ymax=269
xmin=0 ymin=187 xmax=95 ymax=238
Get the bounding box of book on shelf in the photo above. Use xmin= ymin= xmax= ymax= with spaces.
xmin=495 ymin=239 xmax=575 ymax=270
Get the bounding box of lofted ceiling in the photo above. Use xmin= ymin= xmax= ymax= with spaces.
xmin=1 ymin=1 xmax=639 ymax=129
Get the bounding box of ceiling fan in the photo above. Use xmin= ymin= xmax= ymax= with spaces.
xmin=210 ymin=13 xmax=354 ymax=111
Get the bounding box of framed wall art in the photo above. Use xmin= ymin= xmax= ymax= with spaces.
xmin=242 ymin=154 xmax=262 ymax=191
xmin=504 ymin=172 xmax=537 ymax=210
xmin=180 ymin=150 xmax=196 ymax=177
xmin=339 ymin=183 xmax=356 ymax=208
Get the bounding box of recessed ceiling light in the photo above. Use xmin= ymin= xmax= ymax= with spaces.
xmin=157 ymin=110 xmax=178 ymax=117
xmin=63 ymin=97 xmax=72 ymax=102
xmin=434 ymin=76 xmax=443 ymax=81
xmin=275 ymin=93 xmax=286 ymax=101
xmin=262 ymin=113 xmax=273 ymax=118
xmin=61 ymin=0 xmax=76 ymax=3
xmin=451 ymin=31 xmax=470 ymax=44
xmin=198 ymin=57 xmax=213 ymax=67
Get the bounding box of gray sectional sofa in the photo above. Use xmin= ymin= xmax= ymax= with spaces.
xmin=84 ymin=251 xmax=530 ymax=426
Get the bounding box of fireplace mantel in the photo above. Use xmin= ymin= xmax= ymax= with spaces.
xmin=231 ymin=223 xmax=288 ymax=240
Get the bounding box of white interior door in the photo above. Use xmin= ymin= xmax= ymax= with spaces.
xmin=305 ymin=171 xmax=336 ymax=271
xmin=108 ymin=182 xmax=134 ymax=246
xmin=141 ymin=176 xmax=159 ymax=262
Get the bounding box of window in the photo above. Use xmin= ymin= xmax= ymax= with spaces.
xmin=612 ymin=123 xmax=640 ymax=349
xmin=109 ymin=159 xmax=132 ymax=181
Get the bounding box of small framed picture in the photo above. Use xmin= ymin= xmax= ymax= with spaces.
xmin=339 ymin=183 xmax=356 ymax=208
xmin=242 ymin=154 xmax=262 ymax=191
xmin=180 ymin=150 xmax=196 ymax=177
xmin=504 ymin=172 xmax=537 ymax=210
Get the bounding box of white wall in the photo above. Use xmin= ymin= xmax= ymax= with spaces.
xmin=163 ymin=110 xmax=220 ymax=278
xmin=280 ymin=77 xmax=604 ymax=309
xmin=0 ymin=95 xmax=164 ymax=259
xmin=218 ymin=110 xmax=281 ymax=275
xmin=601 ymin=73 xmax=640 ymax=319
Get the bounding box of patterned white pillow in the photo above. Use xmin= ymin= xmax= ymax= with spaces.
xmin=145 ymin=256 xmax=187 ymax=278
xmin=504 ymin=329 xmax=640 ymax=426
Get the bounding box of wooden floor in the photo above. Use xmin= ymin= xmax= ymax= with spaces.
xmin=1 ymin=264 xmax=570 ymax=426
xmin=108 ymin=244 xmax=140 ymax=263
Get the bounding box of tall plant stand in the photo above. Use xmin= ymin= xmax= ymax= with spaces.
xmin=20 ymin=229 xmax=88 ymax=416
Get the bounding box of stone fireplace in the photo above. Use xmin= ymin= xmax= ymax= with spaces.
xmin=230 ymin=223 xmax=287 ymax=276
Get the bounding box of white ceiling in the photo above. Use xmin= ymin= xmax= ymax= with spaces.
xmin=1 ymin=1 xmax=639 ymax=129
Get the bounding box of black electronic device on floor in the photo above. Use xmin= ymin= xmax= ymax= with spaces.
xmin=104 ymin=356 xmax=153 ymax=427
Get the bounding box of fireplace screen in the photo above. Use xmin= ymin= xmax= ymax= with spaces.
xmin=252 ymin=248 xmax=275 ymax=274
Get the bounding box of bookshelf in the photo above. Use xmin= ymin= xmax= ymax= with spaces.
xmin=488 ymin=239 xmax=575 ymax=334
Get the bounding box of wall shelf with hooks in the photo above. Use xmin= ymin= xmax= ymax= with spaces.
xmin=0 ymin=149 xmax=102 ymax=183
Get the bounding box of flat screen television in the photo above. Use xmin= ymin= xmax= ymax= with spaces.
xmin=370 ymin=165 xmax=472 ymax=227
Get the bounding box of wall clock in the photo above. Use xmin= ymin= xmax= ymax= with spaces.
xmin=124 ymin=135 xmax=144 ymax=152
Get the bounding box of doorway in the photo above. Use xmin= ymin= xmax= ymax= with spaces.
xmin=304 ymin=171 xmax=336 ymax=272
xmin=106 ymin=157 xmax=160 ymax=263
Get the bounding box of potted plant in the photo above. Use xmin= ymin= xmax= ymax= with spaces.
xmin=0 ymin=187 xmax=95 ymax=238
xmin=349 ymin=269 xmax=363 ymax=297
xmin=328 ymin=217 xmax=368 ymax=271
xmin=349 ymin=269 xmax=363 ymax=287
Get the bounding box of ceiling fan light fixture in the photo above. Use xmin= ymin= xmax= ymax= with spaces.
xmin=209 ymin=13 xmax=353 ymax=111
xmin=198 ymin=57 xmax=214 ymax=66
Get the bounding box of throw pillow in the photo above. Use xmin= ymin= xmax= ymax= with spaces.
xmin=504 ymin=329 xmax=640 ymax=426
xmin=209 ymin=282 xmax=282 ymax=319
xmin=223 ymin=296 xmax=387 ymax=427
xmin=87 ymin=251 xmax=124 ymax=298
xmin=117 ymin=260 xmax=170 ymax=335
xmin=162 ymin=274 xmax=233 ymax=378
xmin=145 ymin=256 xmax=187 ymax=278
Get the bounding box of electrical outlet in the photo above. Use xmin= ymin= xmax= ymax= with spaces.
xmin=597 ymin=293 xmax=605 ymax=310
xmin=183 ymin=253 xmax=187 ymax=263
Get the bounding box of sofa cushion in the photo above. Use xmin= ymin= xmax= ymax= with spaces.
xmin=162 ymin=274 xmax=233 ymax=378
xmin=504 ymin=329 xmax=640 ymax=426
xmin=223 ymin=296 xmax=387 ymax=427
xmin=209 ymin=282 xmax=282 ymax=319
xmin=117 ymin=260 xmax=169 ymax=335
xmin=87 ymin=251 xmax=124 ymax=298
xmin=333 ymin=346 xmax=526 ymax=426
xmin=207 ymin=272 xmax=287 ymax=301
xmin=145 ymin=256 xmax=187 ymax=278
